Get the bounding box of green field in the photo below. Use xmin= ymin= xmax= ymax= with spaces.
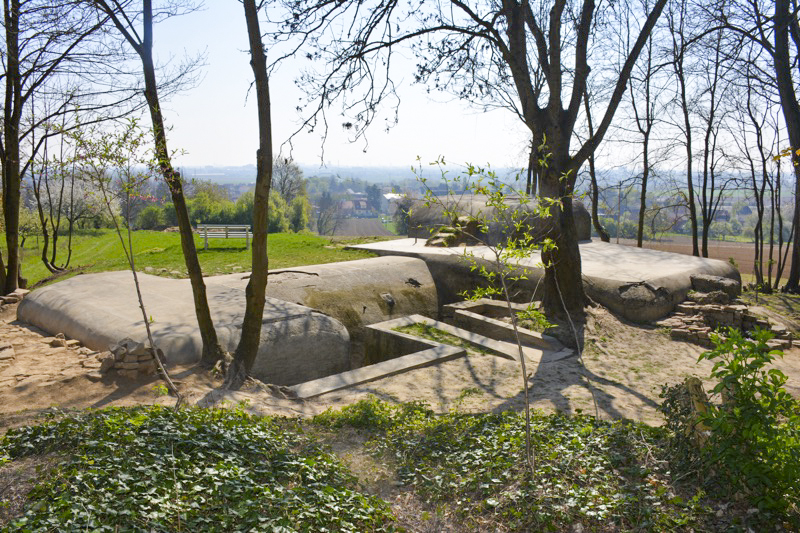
xmin=16 ymin=230 xmax=376 ymax=288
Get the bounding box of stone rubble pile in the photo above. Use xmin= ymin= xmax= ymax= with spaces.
xmin=656 ymin=274 xmax=792 ymax=349
xmin=425 ymin=217 xmax=482 ymax=247
xmin=658 ymin=302 xmax=792 ymax=349
xmin=98 ymin=338 xmax=164 ymax=379
xmin=0 ymin=288 xmax=29 ymax=305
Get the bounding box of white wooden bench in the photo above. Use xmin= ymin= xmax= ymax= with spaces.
xmin=196 ymin=224 xmax=251 ymax=250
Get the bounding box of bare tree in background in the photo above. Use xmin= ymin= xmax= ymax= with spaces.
xmin=272 ymin=157 xmax=304 ymax=204
xmin=623 ymin=0 xmax=668 ymax=248
xmin=712 ymin=0 xmax=800 ymax=290
xmin=729 ymin=40 xmax=791 ymax=291
xmin=315 ymin=191 xmax=341 ymax=236
xmin=270 ymin=0 xmax=668 ymax=319
xmin=92 ymin=0 xmax=226 ymax=367
xmin=695 ymin=24 xmax=738 ymax=257
xmin=666 ymin=0 xmax=700 ymax=256
xmin=582 ymin=90 xmax=610 ymax=242
xmin=1 ymin=0 xmax=143 ymax=293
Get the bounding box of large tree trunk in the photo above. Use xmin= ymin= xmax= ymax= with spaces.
xmin=3 ymin=0 xmax=22 ymax=294
xmin=776 ymin=0 xmax=800 ymax=291
xmin=539 ymin=149 xmax=585 ymax=320
xmin=226 ymin=0 xmax=273 ymax=388
xmin=139 ymin=0 xmax=224 ymax=365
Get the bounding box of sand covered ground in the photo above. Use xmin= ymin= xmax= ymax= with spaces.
xmin=3 ymin=299 xmax=800 ymax=433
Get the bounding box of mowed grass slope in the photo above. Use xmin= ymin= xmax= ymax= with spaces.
xmin=16 ymin=230 xmax=377 ymax=288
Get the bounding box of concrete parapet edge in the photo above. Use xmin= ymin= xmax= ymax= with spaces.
xmin=290 ymin=313 xmax=574 ymax=399
xmin=290 ymin=314 xmax=466 ymax=398
xmin=442 ymin=299 xmax=560 ymax=351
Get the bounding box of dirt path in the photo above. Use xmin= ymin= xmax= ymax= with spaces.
xmin=3 ymin=298 xmax=799 ymax=432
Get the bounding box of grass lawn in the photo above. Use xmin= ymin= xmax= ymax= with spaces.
xmin=380 ymin=217 xmax=398 ymax=235
xmin=16 ymin=230 xmax=376 ymax=288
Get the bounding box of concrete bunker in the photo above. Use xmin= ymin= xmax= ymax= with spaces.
xmin=18 ymin=256 xmax=440 ymax=386
xmin=349 ymin=239 xmax=741 ymax=324
xmin=16 ymin=230 xmax=745 ymax=394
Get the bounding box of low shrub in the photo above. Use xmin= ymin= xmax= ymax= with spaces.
xmin=313 ymin=395 xmax=433 ymax=431
xmin=661 ymin=328 xmax=800 ymax=520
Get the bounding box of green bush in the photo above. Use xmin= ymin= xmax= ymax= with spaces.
xmin=268 ymin=191 xmax=290 ymax=233
xmin=136 ymin=205 xmax=165 ymax=229
xmin=662 ymin=328 xmax=800 ymax=517
xmin=313 ymin=396 xmax=433 ymax=430
xmin=516 ymin=304 xmax=552 ymax=332
xmin=699 ymin=329 xmax=800 ymax=512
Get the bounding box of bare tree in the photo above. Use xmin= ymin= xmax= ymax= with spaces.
xmin=713 ymin=0 xmax=800 ymax=290
xmin=774 ymin=0 xmax=800 ymax=290
xmin=270 ymin=0 xmax=667 ymax=319
xmin=622 ymin=0 xmax=669 ymax=248
xmin=1 ymin=0 xmax=141 ymax=293
xmin=666 ymin=0 xmax=700 ymax=256
xmin=315 ymin=190 xmax=341 ymax=236
xmin=582 ymin=90 xmax=610 ymax=242
xmin=92 ymin=0 xmax=225 ymax=366
xmin=29 ymin=113 xmax=83 ymax=273
xmin=225 ymin=0 xmax=274 ymax=389
xmin=728 ymin=40 xmax=791 ymax=291
xmin=694 ymin=24 xmax=737 ymax=257
xmin=272 ymin=157 xmax=305 ymax=204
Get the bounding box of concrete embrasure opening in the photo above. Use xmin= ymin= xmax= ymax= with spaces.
xmin=288 ymin=309 xmax=573 ymax=399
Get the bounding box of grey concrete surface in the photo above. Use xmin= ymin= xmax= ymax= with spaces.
xmin=17 ymin=255 xmax=438 ymax=383
xmin=212 ymin=256 xmax=439 ymax=366
xmin=292 ymin=312 xmax=572 ymax=399
xmin=348 ymin=239 xmax=740 ymax=322
xmin=366 ymin=314 xmax=572 ymax=369
xmin=18 ymin=270 xmax=350 ymax=386
xmin=291 ymin=314 xmax=468 ymax=399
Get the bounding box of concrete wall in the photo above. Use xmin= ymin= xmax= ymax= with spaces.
xmin=441 ymin=300 xmax=560 ymax=351
xmin=255 ymin=256 xmax=439 ymax=367
xmin=18 ymin=271 xmax=351 ymax=386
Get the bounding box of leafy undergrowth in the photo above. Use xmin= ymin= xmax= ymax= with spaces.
xmin=3 ymin=399 xmax=797 ymax=532
xmin=314 ymin=398 xmax=798 ymax=532
xmin=0 ymin=406 xmax=395 ymax=532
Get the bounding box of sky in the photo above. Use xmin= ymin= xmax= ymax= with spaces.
xmin=153 ymin=3 xmax=531 ymax=171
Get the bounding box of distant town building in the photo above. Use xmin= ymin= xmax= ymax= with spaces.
xmin=383 ymin=193 xmax=406 ymax=215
